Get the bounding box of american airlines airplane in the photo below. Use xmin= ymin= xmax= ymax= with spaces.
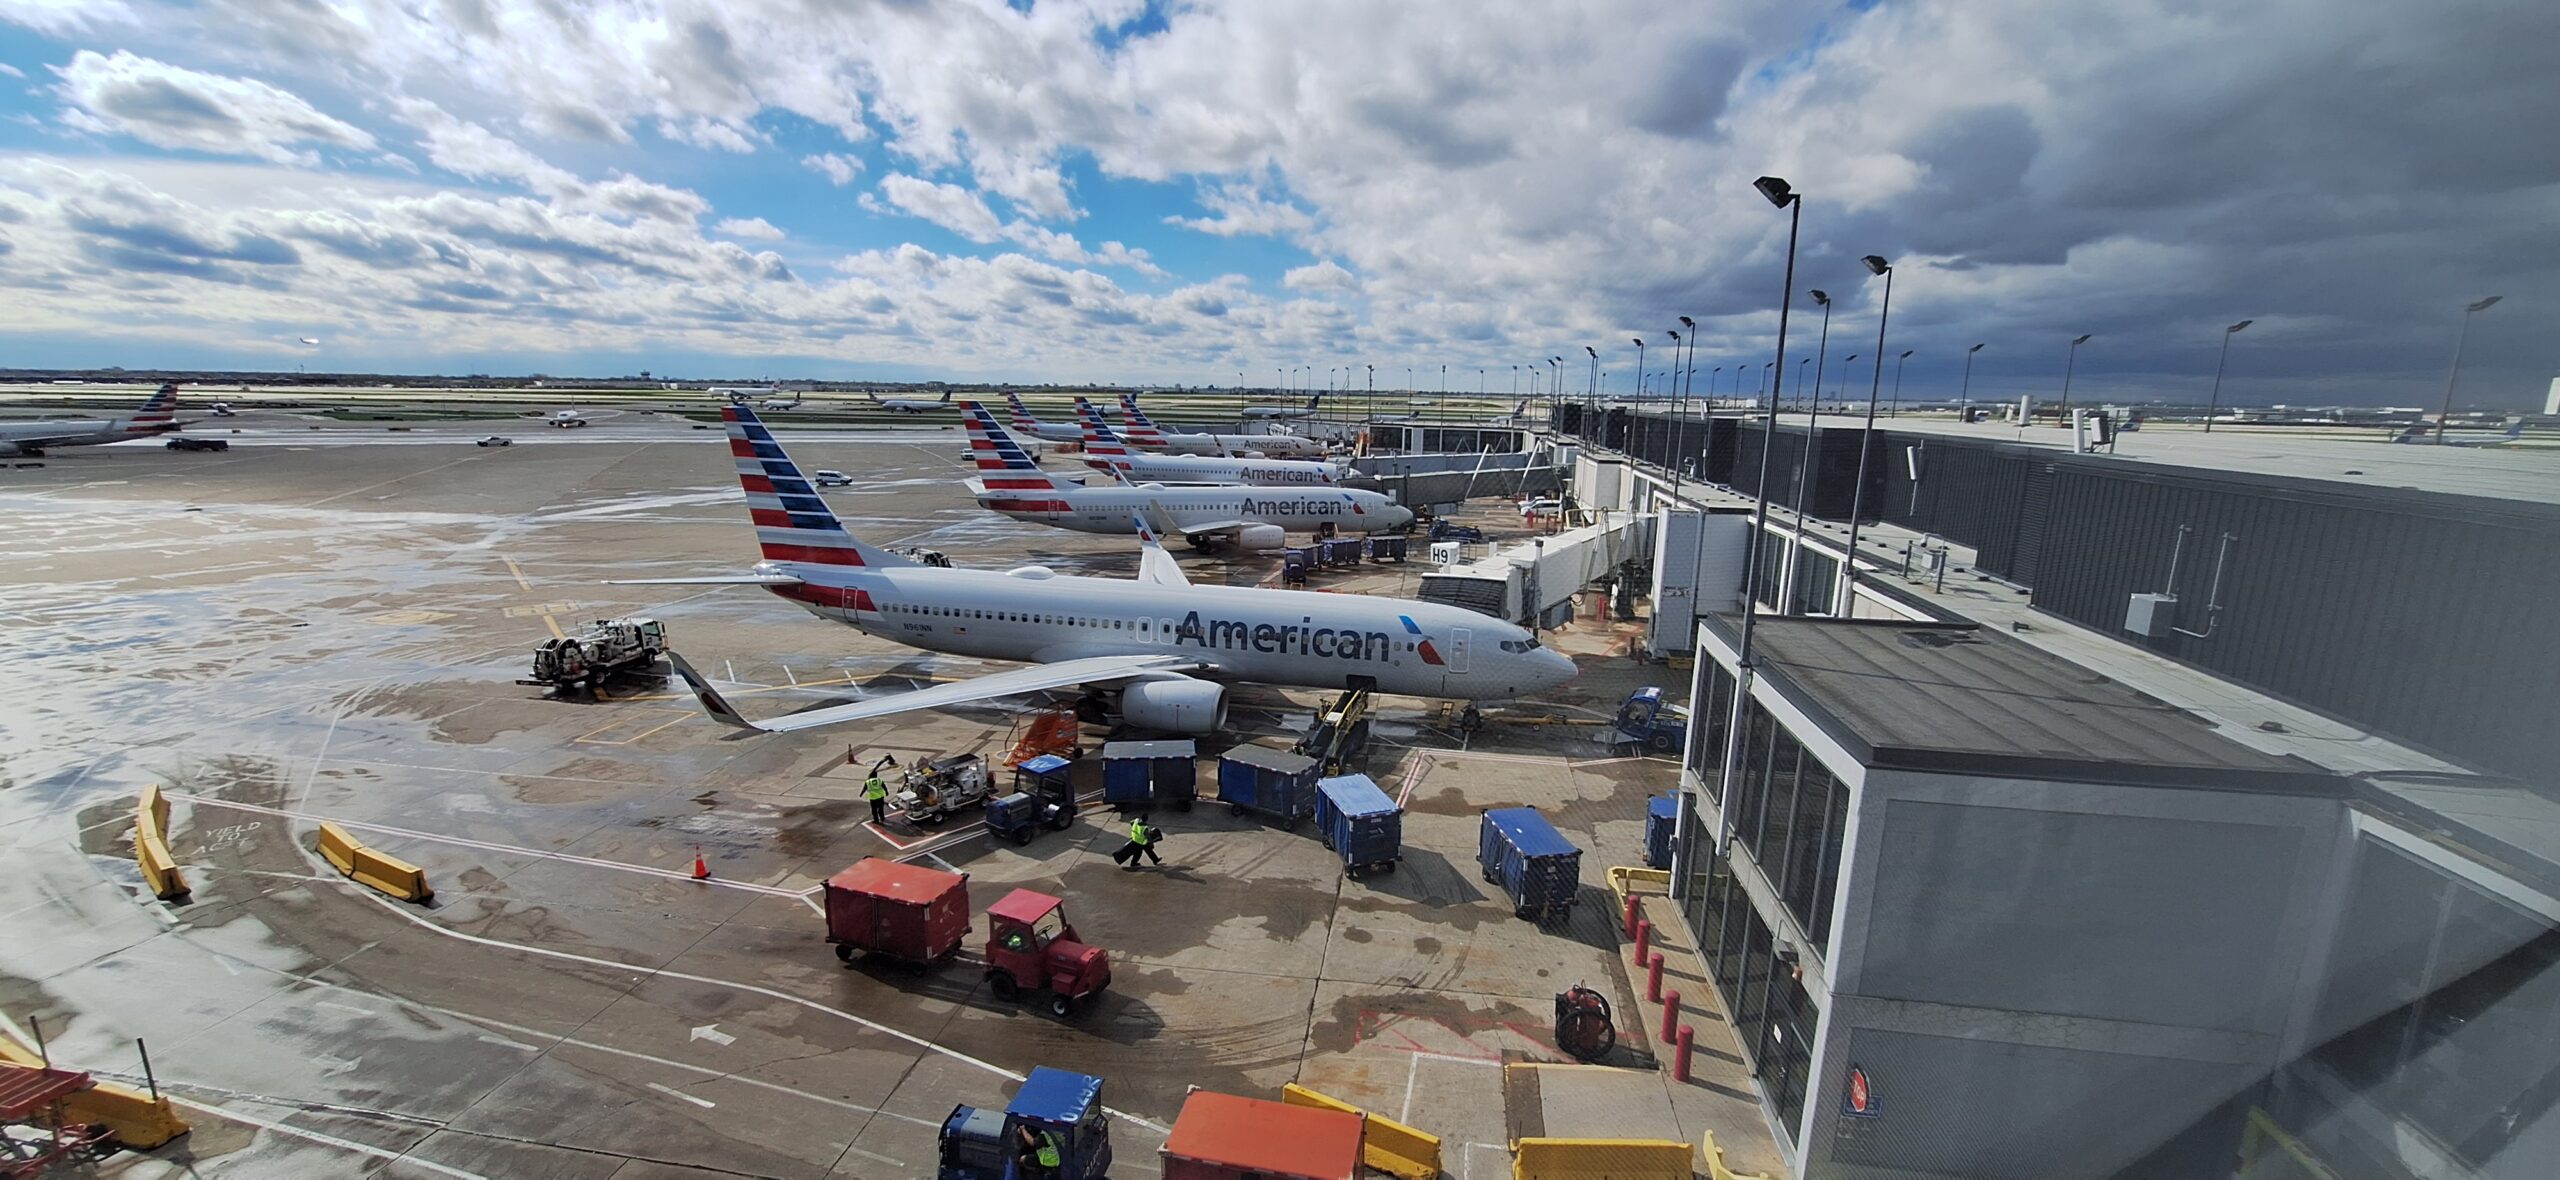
xmin=0 ymin=385 xmax=183 ymax=455
xmin=631 ymin=405 xmax=1573 ymax=735
xmin=868 ymin=390 xmax=954 ymax=414
xmin=1003 ymin=392 xmax=1086 ymax=443
xmin=1116 ymin=394 xmax=1328 ymax=458
xmin=962 ymin=401 xmax=1408 ymax=549
xmin=1076 ymin=399 xmax=1346 ymax=486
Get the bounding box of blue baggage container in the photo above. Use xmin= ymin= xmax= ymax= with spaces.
xmin=1365 ymin=535 xmax=1409 ymax=563
xmin=1315 ymin=774 xmax=1402 ymax=875
xmin=1321 ymin=538 xmax=1364 ymax=567
xmin=1644 ymin=794 xmax=1678 ymax=870
xmin=1218 ymin=746 xmax=1320 ymax=826
xmin=1101 ymin=740 xmax=1197 ymax=811
xmin=1479 ymin=807 xmax=1583 ymax=922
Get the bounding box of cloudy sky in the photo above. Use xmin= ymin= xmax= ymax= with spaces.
xmin=0 ymin=0 xmax=2552 ymax=407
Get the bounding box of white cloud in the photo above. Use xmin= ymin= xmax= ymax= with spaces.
xmin=714 ymin=216 xmax=784 ymax=241
xmin=0 ymin=63 xmax=25 ymax=79
xmin=1284 ymin=260 xmax=1355 ymax=292
xmin=875 ymin=173 xmax=1003 ymax=243
xmin=802 ymin=152 xmax=863 ymax=186
xmin=392 ymin=98 xmax=575 ymax=193
xmin=53 ymin=50 xmax=376 ymax=166
xmin=659 ymin=117 xmax=761 ymax=154
xmin=1164 ymin=182 xmax=1316 ymax=239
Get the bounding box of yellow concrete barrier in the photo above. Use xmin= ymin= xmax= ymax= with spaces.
xmin=1604 ymin=865 xmax=1671 ymax=906
xmin=0 ymin=1035 xmax=190 ymax=1149
xmin=1282 ymin=1082 xmax=1443 ymax=1180
xmin=316 ymin=821 xmax=433 ymax=903
xmin=1510 ymin=1136 xmax=1692 ymax=1180
xmin=1700 ymin=1130 xmax=1778 ymax=1180
xmin=133 ymin=785 xmax=188 ymax=901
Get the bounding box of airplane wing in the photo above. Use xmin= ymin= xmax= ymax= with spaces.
xmin=1131 ymin=508 xmax=1193 ymax=588
xmin=667 ymin=651 xmax=1199 ymax=733
xmin=604 ymin=574 xmax=805 ymax=586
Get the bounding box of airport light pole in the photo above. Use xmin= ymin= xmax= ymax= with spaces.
xmin=1584 ymin=346 xmax=1599 ymax=424
xmin=1365 ymin=364 xmax=1374 ymax=433
xmin=1841 ymin=255 xmax=1896 ymax=610
xmin=2057 ymin=333 xmax=2093 ymax=422
xmin=1805 ymin=291 xmax=1833 ymax=414
xmin=2201 ymin=320 xmax=2254 ymax=433
xmin=1549 ymin=357 xmax=1562 ymax=426
xmin=2435 ymin=296 xmax=2503 ymax=443
xmin=1891 ymin=350 xmax=1913 ymax=417
xmin=1721 ymin=175 xmax=1804 ymax=860
xmin=1958 ymin=343 xmax=1984 ymax=420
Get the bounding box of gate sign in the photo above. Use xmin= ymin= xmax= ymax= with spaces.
xmin=1843 ymin=1064 xmax=1881 ymax=1118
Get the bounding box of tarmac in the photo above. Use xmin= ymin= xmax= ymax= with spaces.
xmin=0 ymin=408 xmax=1753 ymax=1177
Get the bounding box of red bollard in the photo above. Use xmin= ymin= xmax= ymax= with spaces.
xmin=1674 ymin=1025 xmax=1696 ymax=1082
xmin=1646 ymin=952 xmax=1666 ymax=1002
xmin=1622 ymin=892 xmax=1641 ymax=940
xmin=1632 ymin=919 xmax=1653 ymax=969
xmin=1661 ymin=990 xmax=1682 ymax=1043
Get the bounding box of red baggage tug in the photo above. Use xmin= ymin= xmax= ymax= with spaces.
xmin=1159 ymin=1090 xmax=1363 ymax=1180
xmin=822 ymin=857 xmax=970 ymax=970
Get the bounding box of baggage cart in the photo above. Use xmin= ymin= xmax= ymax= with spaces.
xmin=1644 ymin=794 xmax=1678 ymax=871
xmin=1479 ymin=806 xmax=1583 ymax=923
xmin=823 ymin=857 xmax=970 ymax=969
xmin=1217 ymin=746 xmax=1320 ymax=827
xmin=1160 ymin=1089 xmax=1362 ymax=1180
xmin=1315 ymin=774 xmax=1403 ymax=876
xmin=1101 ymin=740 xmax=1197 ymax=811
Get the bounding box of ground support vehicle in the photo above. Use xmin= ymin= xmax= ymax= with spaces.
xmin=822 ymin=858 xmax=969 ymax=970
xmin=935 ymin=1067 xmax=1113 ymax=1180
xmin=1480 ymin=806 xmax=1583 ymax=923
xmin=165 ymin=437 xmax=228 ymax=452
xmin=1159 ymin=1089 xmax=1362 ymax=1180
xmin=982 ymin=890 xmax=1111 ymax=1018
xmin=1315 ymin=774 xmax=1403 ymax=877
xmin=1611 ymin=686 xmax=1690 ymax=754
xmin=1292 ymin=687 xmax=1372 ymax=776
xmin=517 ymin=617 xmax=666 ymax=693
xmin=1217 ymin=746 xmax=1319 ymax=827
xmin=896 ymin=754 xmax=994 ymax=827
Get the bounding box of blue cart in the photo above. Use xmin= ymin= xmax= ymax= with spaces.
xmin=1316 ymin=774 xmax=1403 ymax=876
xmin=1218 ymin=746 xmax=1320 ymax=827
xmin=1282 ymin=548 xmax=1312 ymax=586
xmin=1480 ymin=806 xmax=1583 ymax=923
xmin=1319 ymin=537 xmax=1365 ymax=568
xmin=1101 ymin=740 xmax=1197 ymax=812
xmin=1365 ymin=535 xmax=1409 ymax=562
xmin=1644 ymin=794 xmax=1678 ymax=870
xmin=936 ymin=1066 xmax=1112 ymax=1180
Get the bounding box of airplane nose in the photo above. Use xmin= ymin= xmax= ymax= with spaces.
xmin=1539 ymin=649 xmax=1578 ymax=688
xmin=1386 ymin=503 xmax=1416 ymax=528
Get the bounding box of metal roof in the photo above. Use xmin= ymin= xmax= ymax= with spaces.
xmin=1009 ymin=1067 xmax=1102 ymax=1125
xmin=1710 ymin=615 xmax=2343 ymax=794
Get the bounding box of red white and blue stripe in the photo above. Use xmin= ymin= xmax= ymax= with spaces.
xmin=725 ymin=404 xmax=874 ymax=567
xmin=961 ymin=400 xmax=1068 ymax=493
xmin=1114 ymin=393 xmax=1171 ymax=449
xmin=1399 ymin=614 xmax=1446 ymax=665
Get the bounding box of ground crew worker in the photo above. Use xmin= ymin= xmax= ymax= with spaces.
xmin=863 ymin=772 xmax=888 ymax=825
xmin=1117 ymin=813 xmax=1162 ymax=869
xmin=1015 ymin=1122 xmax=1063 ymax=1179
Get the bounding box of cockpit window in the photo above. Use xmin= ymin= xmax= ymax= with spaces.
xmin=1498 ymin=637 xmax=1541 ymax=653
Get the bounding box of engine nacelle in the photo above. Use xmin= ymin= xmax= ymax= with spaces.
xmin=1235 ymin=523 xmax=1286 ymax=552
xmin=1119 ymin=678 xmax=1229 ymax=734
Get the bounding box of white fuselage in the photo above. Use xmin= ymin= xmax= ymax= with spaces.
xmin=0 ymin=415 xmax=171 ymax=451
xmin=1009 ymin=418 xmax=1085 ymax=443
xmin=1128 ymin=430 xmax=1327 ymax=458
xmin=970 ymin=482 xmax=1412 ymax=536
xmin=1085 ymin=449 xmax=1344 ymax=487
xmin=761 ymin=562 xmax=1573 ymax=701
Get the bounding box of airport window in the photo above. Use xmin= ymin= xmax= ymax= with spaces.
xmin=1760 ymin=974 xmax=1817 ymax=1139
xmin=1733 ymin=908 xmax=1776 ymax=1061
xmin=1687 ymin=664 xmax=1735 ymax=801
xmin=1809 ymin=771 xmax=1850 ymax=949
xmin=1734 ymin=709 xmax=1777 ymax=856
xmin=1790 ymin=549 xmax=1837 ymax=616
xmin=1779 ymin=760 xmax=1833 ymax=935
xmin=1752 ymin=527 xmax=1787 ymax=611
xmin=1757 ymin=733 xmax=1801 ymax=896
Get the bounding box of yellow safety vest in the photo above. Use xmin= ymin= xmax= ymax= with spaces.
xmin=1036 ymin=1131 xmax=1063 ymax=1168
xmin=864 ymin=776 xmax=887 ymax=801
xmin=1128 ymin=818 xmax=1148 ymax=845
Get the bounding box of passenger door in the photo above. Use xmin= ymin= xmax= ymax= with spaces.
xmin=1447 ymin=628 xmax=1471 ymax=673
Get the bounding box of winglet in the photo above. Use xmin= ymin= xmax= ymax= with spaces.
xmin=665 ymin=652 xmax=765 ymax=732
xmin=1132 ymin=503 xmax=1193 ymax=587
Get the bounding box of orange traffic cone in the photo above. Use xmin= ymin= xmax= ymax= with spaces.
xmin=691 ymin=847 xmax=711 ymax=881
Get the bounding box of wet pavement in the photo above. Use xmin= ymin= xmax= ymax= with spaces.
xmin=1 ymin=421 xmax=1696 ymax=1177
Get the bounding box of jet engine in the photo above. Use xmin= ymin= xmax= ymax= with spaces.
xmin=1235 ymin=523 xmax=1287 ymax=552
xmin=1119 ymin=678 xmax=1229 ymax=734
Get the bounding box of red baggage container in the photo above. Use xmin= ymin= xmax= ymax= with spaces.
xmin=822 ymin=857 xmax=969 ymax=968
xmin=1159 ymin=1091 xmax=1362 ymax=1180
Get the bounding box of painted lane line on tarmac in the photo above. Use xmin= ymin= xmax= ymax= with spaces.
xmin=316 ymin=1000 xmax=373 ymax=1016
xmin=180 ymin=1099 xmax=491 ymax=1180
xmin=646 ymin=1081 xmax=717 ymax=1109
xmin=169 ymin=794 xmax=806 ymax=897
xmin=345 ymin=888 xmax=1171 ymax=1134
xmin=475 ymin=1033 xmax=539 ymax=1052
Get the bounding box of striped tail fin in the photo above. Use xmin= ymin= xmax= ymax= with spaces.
xmin=960 ymin=401 xmax=1067 ymax=490
xmin=1115 ymin=393 xmax=1170 ymax=448
xmin=1003 ymin=392 xmax=1044 ymax=431
xmin=1074 ymin=397 xmax=1132 ymax=456
xmin=724 ymin=405 xmax=911 ymax=567
xmin=131 ymin=384 xmax=179 ymax=427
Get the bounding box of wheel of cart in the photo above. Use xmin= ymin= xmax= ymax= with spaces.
xmin=1553 ymin=985 xmax=1616 ymax=1062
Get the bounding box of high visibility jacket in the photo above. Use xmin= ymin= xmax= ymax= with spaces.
xmin=1036 ymin=1131 xmax=1063 ymax=1168
xmin=1128 ymin=817 xmax=1149 ymax=845
xmin=863 ymin=776 xmax=887 ymax=801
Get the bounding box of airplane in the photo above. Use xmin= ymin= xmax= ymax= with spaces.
xmin=1002 ymin=392 xmax=1086 ymax=444
xmin=961 ymin=401 xmax=1409 ymax=550
xmin=1076 ymin=399 xmax=1347 ymax=486
xmin=868 ymin=390 xmax=954 ymax=414
xmin=1116 ymin=394 xmax=1328 ymax=458
xmin=708 ymin=385 xmax=775 ymax=404
xmin=2391 ymin=418 xmax=2527 ymax=447
xmin=626 ymin=405 xmax=1574 ymax=735
xmin=760 ymin=390 xmax=804 ymax=411
xmin=0 ymin=384 xmax=184 ymax=456
xmin=1242 ymin=392 xmax=1324 ymax=420
xmin=548 ymin=409 xmax=593 ymax=428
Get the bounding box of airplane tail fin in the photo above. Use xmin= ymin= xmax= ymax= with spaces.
xmin=723 ymin=405 xmax=913 ymax=567
xmin=1004 ymin=391 xmax=1042 ymax=430
xmin=939 ymin=390 xmax=953 ymax=404
xmin=1075 ymin=398 xmax=1132 ymax=455
xmin=2391 ymin=421 xmax=2433 ymax=444
xmin=1308 ymin=392 xmax=1324 ymax=411
xmin=2506 ymin=419 xmax=2527 ymax=439
xmin=665 ymin=652 xmax=761 ymax=731
xmin=132 ymin=384 xmax=179 ymax=428
xmin=960 ymin=401 xmax=1068 ymax=490
xmin=1114 ymin=393 xmax=1169 ymax=447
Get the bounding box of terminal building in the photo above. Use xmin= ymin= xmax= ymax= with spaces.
xmin=1555 ymin=405 xmax=2560 ymax=1179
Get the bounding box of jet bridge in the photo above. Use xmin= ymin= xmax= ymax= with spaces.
xmin=1415 ymin=511 xmax=1655 ymax=628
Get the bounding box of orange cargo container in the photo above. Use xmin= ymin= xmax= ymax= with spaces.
xmin=1159 ymin=1090 xmax=1362 ymax=1180
xmin=822 ymin=857 xmax=969 ymax=969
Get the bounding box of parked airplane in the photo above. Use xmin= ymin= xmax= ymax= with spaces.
xmin=2392 ymin=418 xmax=2527 ymax=447
xmin=708 ymin=386 xmax=774 ymax=404
xmin=629 ymin=405 xmax=1571 ymax=735
xmin=868 ymin=390 xmax=954 ymax=414
xmin=1076 ymin=399 xmax=1346 ymax=486
xmin=1116 ymin=394 xmax=1328 ymax=458
xmin=1003 ymin=392 xmax=1086 ymax=443
xmin=1242 ymin=392 xmax=1324 ymax=420
xmin=761 ymin=391 xmax=804 ymax=411
xmin=548 ymin=409 xmax=593 ymax=428
xmin=962 ymin=402 xmax=1407 ymax=549
xmin=0 ymin=384 xmax=183 ymax=455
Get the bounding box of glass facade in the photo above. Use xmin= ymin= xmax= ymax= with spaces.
xmin=1687 ymin=663 xmax=1737 ymax=804
xmin=1713 ymin=694 xmax=1850 ymax=947
xmin=1790 ymin=547 xmax=1838 ymax=615
xmin=1694 ymin=844 xmax=1824 ymax=1144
